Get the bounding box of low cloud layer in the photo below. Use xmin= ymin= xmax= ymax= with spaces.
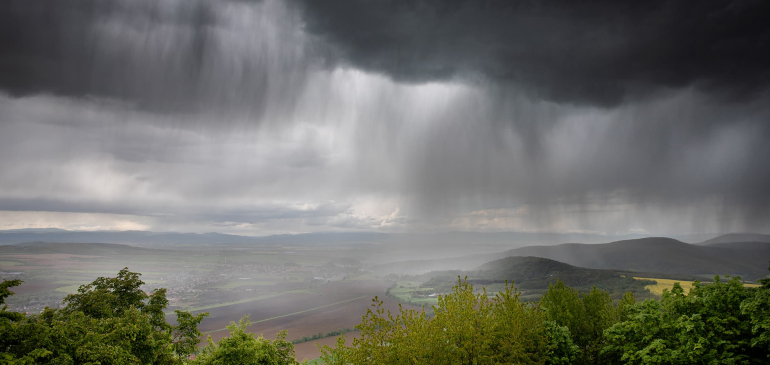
xmin=0 ymin=0 xmax=768 ymax=235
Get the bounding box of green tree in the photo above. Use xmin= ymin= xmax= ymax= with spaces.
xmin=0 ymin=268 xmax=208 ymax=364
xmin=191 ymin=316 xmax=302 ymax=365
xmin=741 ymin=262 xmax=770 ymax=362
xmin=0 ymin=279 xmax=23 ymax=322
xmin=543 ymin=321 xmax=579 ymax=365
xmin=603 ymin=276 xmax=768 ymax=364
xmin=320 ymin=278 xmax=549 ymax=365
xmin=540 ymin=280 xmax=618 ymax=365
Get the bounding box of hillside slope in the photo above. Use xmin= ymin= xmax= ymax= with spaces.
xmin=501 ymin=238 xmax=769 ymax=280
xmin=375 ymin=237 xmax=770 ymax=280
xmin=0 ymin=241 xmax=167 ymax=256
xmin=700 ymin=233 xmax=770 ymax=245
xmin=422 ymin=256 xmax=655 ymax=300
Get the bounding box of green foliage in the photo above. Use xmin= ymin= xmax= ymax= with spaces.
xmin=320 ymin=278 xmax=550 ymax=365
xmin=603 ymin=275 xmax=769 ymax=364
xmin=323 ymin=268 xmax=770 ymax=365
xmin=544 ymin=321 xmax=579 ymax=365
xmin=0 ymin=279 xmax=24 ymax=322
xmin=2 ymin=264 xmax=768 ymax=365
xmin=191 ymin=316 xmax=302 ymax=365
xmin=173 ymin=310 xmax=210 ymax=360
xmin=540 ymin=281 xmax=618 ymax=365
xmin=0 ymin=268 xmax=208 ymax=364
xmin=741 ymin=269 xmax=770 ymax=360
xmin=62 ymin=267 xmax=153 ymax=319
xmin=292 ymin=328 xmax=354 ymax=344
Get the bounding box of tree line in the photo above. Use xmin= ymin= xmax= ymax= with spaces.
xmin=0 ymin=268 xmax=303 ymax=365
xmin=292 ymin=329 xmax=355 ymax=345
xmin=321 ymin=268 xmax=770 ymax=365
xmin=2 ymin=264 xmax=769 ymax=364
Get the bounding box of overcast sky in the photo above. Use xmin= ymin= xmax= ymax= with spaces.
xmin=1 ymin=0 xmax=769 ymax=236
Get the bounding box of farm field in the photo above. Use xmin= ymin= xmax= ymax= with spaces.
xmin=293 ymin=333 xmax=361 ymax=362
xmin=197 ymin=280 xmax=418 ymax=343
xmin=634 ymin=277 xmax=761 ymax=296
xmin=389 ymin=281 xmax=441 ymax=306
xmin=0 ymin=242 xmax=418 ymax=361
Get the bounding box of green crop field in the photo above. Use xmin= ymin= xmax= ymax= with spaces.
xmin=389 ymin=281 xmax=439 ymax=305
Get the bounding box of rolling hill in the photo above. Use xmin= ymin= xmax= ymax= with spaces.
xmin=699 ymin=233 xmax=770 ymax=245
xmin=375 ymin=237 xmax=770 ymax=280
xmin=421 ymin=256 xmax=656 ymax=300
xmin=0 ymin=241 xmax=165 ymax=256
xmin=501 ymin=237 xmax=769 ymax=280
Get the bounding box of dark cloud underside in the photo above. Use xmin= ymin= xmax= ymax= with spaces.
xmin=294 ymin=0 xmax=770 ymax=106
xmin=0 ymin=0 xmax=769 ymax=234
xmin=0 ymin=0 xmax=307 ymax=114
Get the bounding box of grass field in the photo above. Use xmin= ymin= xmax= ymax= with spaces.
xmin=389 ymin=281 xmax=439 ymax=305
xmin=635 ymin=277 xmax=761 ymax=296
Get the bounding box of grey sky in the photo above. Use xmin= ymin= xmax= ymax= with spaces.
xmin=0 ymin=0 xmax=768 ymax=235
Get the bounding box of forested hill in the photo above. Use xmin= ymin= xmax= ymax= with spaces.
xmin=423 ymin=256 xmax=655 ymax=300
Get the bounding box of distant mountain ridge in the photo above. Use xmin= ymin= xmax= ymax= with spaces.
xmin=0 ymin=241 xmax=160 ymax=255
xmin=0 ymin=228 xmax=733 ymax=247
xmin=700 ymin=233 xmax=770 ymax=245
xmin=0 ymin=229 xmax=660 ymax=247
xmin=375 ymin=237 xmax=770 ymax=280
xmin=501 ymin=237 xmax=769 ymax=279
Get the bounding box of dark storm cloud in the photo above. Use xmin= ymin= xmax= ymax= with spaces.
xmin=0 ymin=0 xmax=307 ymax=115
xmin=392 ymin=89 xmax=770 ymax=227
xmin=1 ymin=0 xmax=769 ymax=234
xmin=293 ymin=0 xmax=770 ymax=106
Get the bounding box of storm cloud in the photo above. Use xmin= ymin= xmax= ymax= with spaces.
xmin=0 ymin=0 xmax=768 ymax=235
xmin=294 ymin=0 xmax=770 ymax=106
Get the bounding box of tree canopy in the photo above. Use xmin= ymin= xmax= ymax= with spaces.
xmin=322 ymin=267 xmax=770 ymax=365
xmin=0 ymin=268 xmax=208 ymax=364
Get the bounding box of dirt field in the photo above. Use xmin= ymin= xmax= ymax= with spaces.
xmin=4 ymin=281 xmax=61 ymax=295
xmin=195 ymin=280 xmax=421 ymax=354
xmin=294 ymin=333 xmax=361 ymax=362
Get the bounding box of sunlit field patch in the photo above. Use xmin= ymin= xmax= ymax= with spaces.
xmin=634 ymin=277 xmax=760 ymax=296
